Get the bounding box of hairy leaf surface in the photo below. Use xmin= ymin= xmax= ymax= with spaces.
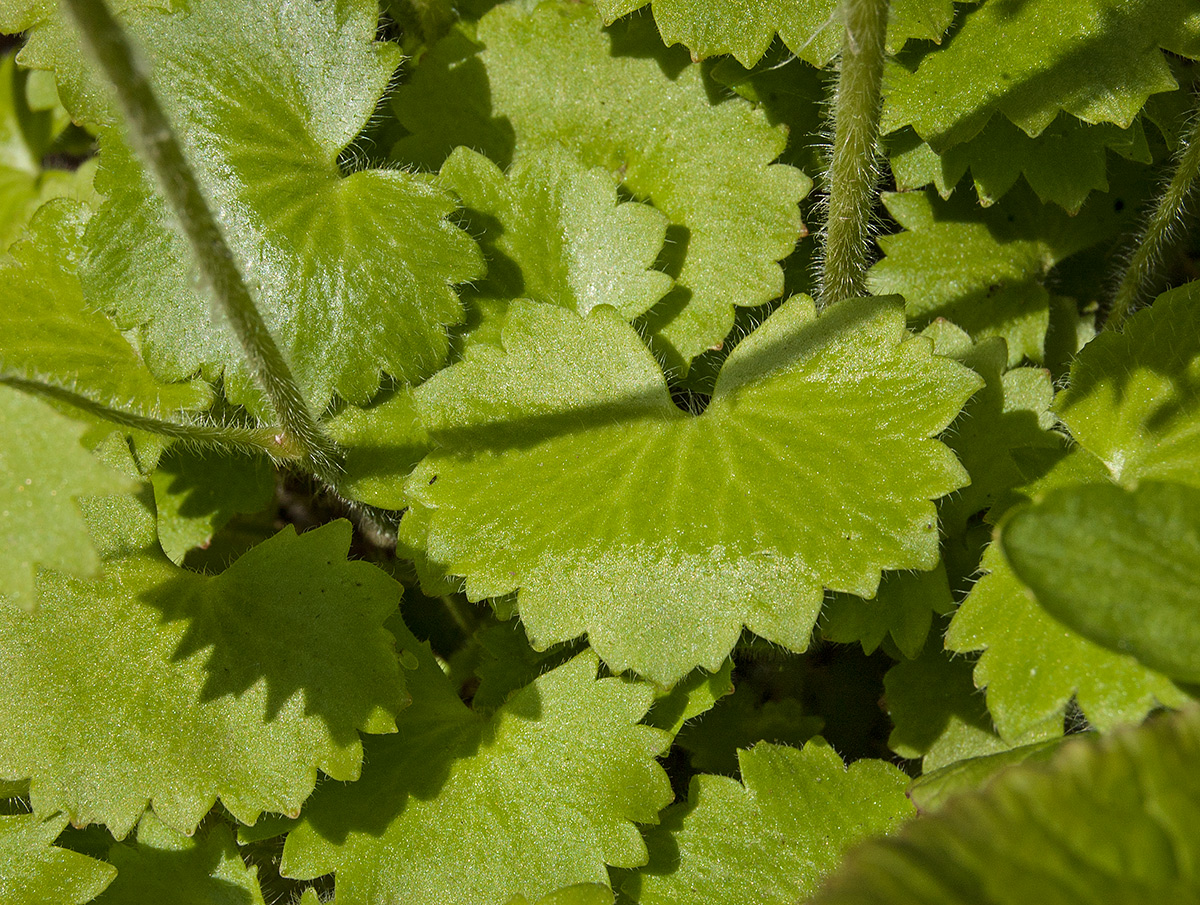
xmin=813 ymin=708 xmax=1200 ymax=905
xmin=283 ymin=633 xmax=671 ymax=905
xmin=627 ymin=741 xmax=912 ymax=905
xmin=81 ymin=0 xmax=483 ymax=414
xmin=0 ymin=814 xmax=115 ymax=905
xmin=393 ymin=0 xmax=810 ymax=367
xmin=400 ymin=297 xmax=979 ymax=684
xmin=0 ymin=506 xmax=409 ymax=838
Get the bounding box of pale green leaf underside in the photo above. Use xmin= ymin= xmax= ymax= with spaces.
xmin=0 ymin=814 xmax=115 ymax=905
xmin=283 ymin=636 xmax=671 ymax=905
xmin=1056 ymin=281 xmax=1200 ymax=488
xmin=627 ymin=741 xmax=913 ymax=905
xmin=594 ymin=0 xmax=956 ymax=68
xmin=947 ymin=452 xmax=1185 ymax=741
xmin=1004 ymin=481 xmax=1200 ymax=683
xmin=440 ymin=146 xmax=672 ymax=322
xmin=96 ymin=814 xmax=265 ymax=905
xmin=882 ymin=0 xmax=1200 ymax=150
xmin=0 ymin=512 xmax=408 ymax=838
xmin=82 ymin=0 xmax=483 ymax=414
xmin=400 ymin=296 xmax=978 ymax=684
xmin=0 ymin=385 xmax=131 ymax=609
xmin=812 ymin=707 xmax=1200 ymax=905
xmin=393 ymin=0 xmax=810 ymax=367
xmin=0 ymin=200 xmax=211 ymax=418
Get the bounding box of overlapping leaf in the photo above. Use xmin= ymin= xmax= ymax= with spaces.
xmin=282 ymin=632 xmax=671 ymax=905
xmin=813 ymin=707 xmax=1200 ymax=905
xmin=392 ymin=0 xmax=810 ymax=367
xmin=0 ymin=385 xmax=131 ymax=609
xmin=0 ymin=499 xmax=409 ymax=838
xmin=96 ymin=814 xmax=264 ymax=905
xmin=882 ymin=0 xmax=1200 ymax=151
xmin=594 ymin=0 xmax=956 ymax=68
xmin=626 ymin=741 xmax=912 ymax=905
xmin=399 ymin=296 xmax=979 ymax=684
xmin=0 ymin=813 xmax=115 ymax=905
xmin=0 ymin=200 xmax=211 ymax=418
xmin=822 ymin=565 xmax=954 ymax=660
xmin=78 ymin=0 xmax=483 ymax=414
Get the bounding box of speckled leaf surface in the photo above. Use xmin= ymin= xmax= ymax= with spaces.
xmin=80 ymin=0 xmax=483 ymax=414
xmin=399 ymin=297 xmax=979 ymax=684
xmin=283 ymin=633 xmax=671 ymax=905
xmin=626 ymin=741 xmax=913 ymax=905
xmin=0 ymin=814 xmax=115 ymax=905
xmin=0 ymin=502 xmax=409 ymax=838
xmin=392 ymin=0 xmax=810 ymax=368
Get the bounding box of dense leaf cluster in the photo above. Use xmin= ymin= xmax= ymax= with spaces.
xmin=1 ymin=0 xmax=1198 ymax=902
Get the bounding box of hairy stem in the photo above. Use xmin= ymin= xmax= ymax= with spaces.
xmin=818 ymin=0 xmax=890 ymax=309
xmin=60 ymin=0 xmax=339 ymax=478
xmin=1106 ymin=104 xmax=1200 ymax=330
xmin=1 ymin=376 xmax=296 ymax=461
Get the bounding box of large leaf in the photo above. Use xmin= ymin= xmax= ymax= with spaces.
xmin=882 ymin=0 xmax=1200 ymax=151
xmin=812 ymin=707 xmax=1200 ymax=905
xmin=0 ymin=385 xmax=132 ymax=609
xmin=946 ymin=451 xmax=1185 ymax=741
xmin=0 ymin=200 xmax=211 ymax=418
xmin=439 ymin=146 xmax=672 ymax=321
xmin=96 ymin=814 xmax=264 ymax=905
xmin=1055 ymin=280 xmax=1200 ymax=488
xmin=1003 ymin=481 xmax=1200 ymax=683
xmin=392 ymin=0 xmax=810 ymax=368
xmin=399 ymin=296 xmax=979 ymax=684
xmin=282 ymin=633 xmax=671 ymax=905
xmin=0 ymin=500 xmax=409 ymax=838
xmin=594 ymin=0 xmax=956 ymax=68
xmin=80 ymin=0 xmax=483 ymax=414
xmin=0 ymin=813 xmax=115 ymax=905
xmin=626 ymin=741 xmax=912 ymax=905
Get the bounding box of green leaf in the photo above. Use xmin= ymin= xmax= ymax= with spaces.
xmin=80 ymin=0 xmax=483 ymax=414
xmin=399 ymin=296 xmax=979 ymax=684
xmin=95 ymin=814 xmax=264 ymax=905
xmin=0 ymin=200 xmax=212 ymax=418
xmin=439 ymin=146 xmax=672 ymax=320
xmin=887 ymin=114 xmax=1152 ymax=214
xmin=625 ymin=741 xmax=913 ymax=905
xmin=1003 ymin=481 xmax=1200 ymax=683
xmin=392 ymin=1 xmax=810 ymax=367
xmin=812 ymin=707 xmax=1200 ymax=905
xmin=1055 ymin=281 xmax=1200 ymax=488
xmin=946 ymin=452 xmax=1186 ymax=741
xmin=507 ymin=885 xmax=614 ymax=905
xmin=282 ymin=636 xmax=671 ymax=905
xmin=150 ymin=446 xmax=275 ymax=564
xmin=646 ymin=659 xmax=735 ymax=738
xmin=0 ymin=813 xmax=115 ymax=905
xmin=881 ymin=0 xmax=1200 ymax=151
xmin=869 ymin=183 xmax=1137 ymax=363
xmin=594 ymin=0 xmax=956 ymax=68
xmin=0 ymin=384 xmax=132 ymax=609
xmin=470 ymin=620 xmax=584 ymax=714
xmin=324 ymin=388 xmax=429 ymax=511
xmin=906 ymin=736 xmax=1070 ymax=813
xmin=0 ymin=506 xmax=409 ymax=838
xmin=822 ymin=564 xmax=955 ymax=660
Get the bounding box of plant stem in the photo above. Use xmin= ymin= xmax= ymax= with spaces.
xmin=59 ymin=0 xmax=339 ymax=479
xmin=818 ymin=0 xmax=890 ymax=309
xmin=1106 ymin=104 xmax=1200 ymax=330
xmin=1 ymin=376 xmax=296 ymax=461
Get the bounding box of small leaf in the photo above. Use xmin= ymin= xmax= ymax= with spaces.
xmin=822 ymin=564 xmax=955 ymax=660
xmin=626 ymin=741 xmax=913 ymax=905
xmin=282 ymin=633 xmax=671 ymax=905
xmin=0 ymin=813 xmax=115 ymax=905
xmin=392 ymin=1 xmax=810 ymax=367
xmin=812 ymin=708 xmax=1200 ymax=905
xmin=646 ymin=660 xmax=735 ymax=739
xmin=0 ymin=503 xmax=409 ymax=838
xmin=0 ymin=384 xmax=132 ymax=609
xmin=907 ymin=736 xmax=1072 ymax=813
xmin=1003 ymin=481 xmax=1200 ymax=683
xmin=96 ymin=814 xmax=264 ymax=905
xmin=400 ymin=296 xmax=979 ymax=684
